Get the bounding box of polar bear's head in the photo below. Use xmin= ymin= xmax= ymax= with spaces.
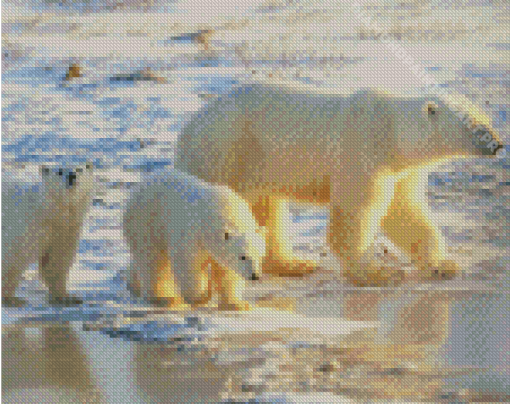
xmin=387 ymin=93 xmax=504 ymax=168
xmin=212 ymin=192 xmax=266 ymax=281
xmin=41 ymin=162 xmax=94 ymax=204
xmin=219 ymin=227 xmax=265 ymax=281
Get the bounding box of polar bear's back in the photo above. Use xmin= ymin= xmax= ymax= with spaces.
xmin=127 ymin=169 xmax=230 ymax=240
xmin=176 ymin=84 xmax=354 ymax=187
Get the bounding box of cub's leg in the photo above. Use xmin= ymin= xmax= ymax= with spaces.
xmin=248 ymin=194 xmax=317 ymax=277
xmin=170 ymin=248 xmax=212 ymax=307
xmin=381 ymin=169 xmax=458 ymax=280
xmin=40 ymin=227 xmax=83 ymax=306
xmin=210 ymin=261 xmax=251 ymax=311
xmin=128 ymin=243 xmax=183 ymax=307
xmin=151 ymin=249 xmax=185 ymax=308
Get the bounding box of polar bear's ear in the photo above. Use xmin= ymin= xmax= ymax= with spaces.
xmin=425 ymin=101 xmax=438 ymax=117
xmin=41 ymin=165 xmax=51 ymax=176
xmin=85 ymin=161 xmax=93 ymax=170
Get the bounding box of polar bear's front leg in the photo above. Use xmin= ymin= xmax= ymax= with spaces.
xmin=381 ymin=169 xmax=459 ymax=280
xmin=210 ymin=261 xmax=251 ymax=311
xmin=170 ymin=248 xmax=212 ymax=306
xmin=328 ymin=205 xmax=406 ymax=287
xmin=150 ymin=249 xmax=185 ymax=307
xmin=249 ymin=194 xmax=318 ymax=277
xmin=40 ymin=242 xmax=82 ymax=306
xmin=328 ymin=172 xmax=407 ymax=287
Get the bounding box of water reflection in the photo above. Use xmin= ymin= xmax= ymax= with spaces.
xmin=2 ymin=287 xmax=507 ymax=402
xmin=133 ymin=344 xmax=232 ymax=403
xmin=2 ymin=323 xmax=102 ymax=403
xmin=441 ymin=292 xmax=509 ymax=396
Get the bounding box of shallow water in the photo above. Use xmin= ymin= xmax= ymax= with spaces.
xmin=2 ymin=0 xmax=510 ymax=402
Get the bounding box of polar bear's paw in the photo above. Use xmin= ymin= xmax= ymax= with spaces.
xmin=2 ymin=296 xmax=27 ymax=307
xmin=218 ymin=300 xmax=252 ymax=312
xmin=49 ymin=295 xmax=83 ymax=306
xmin=148 ymin=296 xmax=186 ymax=308
xmin=262 ymin=256 xmax=318 ymax=278
xmin=343 ymin=264 xmax=406 ymax=287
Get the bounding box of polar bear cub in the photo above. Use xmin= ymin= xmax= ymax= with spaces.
xmin=123 ymin=168 xmax=265 ymax=311
xmin=2 ymin=163 xmax=94 ymax=306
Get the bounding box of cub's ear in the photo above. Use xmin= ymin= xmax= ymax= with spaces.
xmin=85 ymin=161 xmax=93 ymax=170
xmin=41 ymin=165 xmax=51 ymax=175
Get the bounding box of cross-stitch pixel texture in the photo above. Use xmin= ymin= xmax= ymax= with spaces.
xmin=2 ymin=0 xmax=508 ymax=402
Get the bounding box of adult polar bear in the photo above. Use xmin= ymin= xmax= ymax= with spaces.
xmin=175 ymin=82 xmax=503 ymax=286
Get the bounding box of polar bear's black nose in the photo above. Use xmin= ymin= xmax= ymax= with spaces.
xmin=251 ymin=273 xmax=260 ymax=281
xmin=68 ymin=172 xmax=77 ymax=187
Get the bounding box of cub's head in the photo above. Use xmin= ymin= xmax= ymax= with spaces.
xmin=41 ymin=162 xmax=94 ymax=202
xmin=209 ymin=189 xmax=266 ymax=281
xmin=219 ymin=226 xmax=265 ymax=282
xmin=392 ymin=94 xmax=504 ymax=166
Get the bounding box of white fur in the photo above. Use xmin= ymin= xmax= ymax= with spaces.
xmin=123 ymin=168 xmax=265 ymax=307
xmin=2 ymin=163 xmax=94 ymax=305
xmin=175 ymin=83 xmax=502 ymax=284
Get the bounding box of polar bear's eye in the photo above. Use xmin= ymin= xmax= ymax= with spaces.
xmin=240 ymin=256 xmax=246 ymax=260
xmin=58 ymin=169 xmax=63 ymax=176
xmin=225 ymin=232 xmax=229 ymax=240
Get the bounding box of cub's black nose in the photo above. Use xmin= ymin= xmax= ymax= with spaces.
xmin=251 ymin=274 xmax=260 ymax=281
xmin=68 ymin=172 xmax=77 ymax=187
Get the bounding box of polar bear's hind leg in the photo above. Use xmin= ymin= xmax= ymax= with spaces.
xmin=248 ymin=194 xmax=318 ymax=277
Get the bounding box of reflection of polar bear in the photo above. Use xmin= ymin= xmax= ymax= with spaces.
xmin=2 ymin=163 xmax=94 ymax=306
xmin=123 ymin=169 xmax=265 ymax=311
xmin=176 ymin=83 xmax=503 ymax=286
xmin=2 ymin=323 xmax=101 ymax=402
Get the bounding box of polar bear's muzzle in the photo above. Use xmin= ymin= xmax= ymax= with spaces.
xmin=474 ymin=127 xmax=503 ymax=155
